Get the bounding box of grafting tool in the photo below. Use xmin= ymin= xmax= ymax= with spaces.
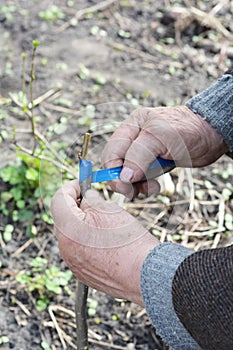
xmin=79 ymin=157 xmax=175 ymax=185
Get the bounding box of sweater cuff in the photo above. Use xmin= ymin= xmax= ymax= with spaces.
xmin=140 ymin=242 xmax=202 ymax=350
xmin=186 ymin=74 xmax=233 ymax=151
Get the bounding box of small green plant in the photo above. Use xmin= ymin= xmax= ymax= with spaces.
xmin=87 ymin=297 xmax=98 ymax=316
xmin=39 ymin=5 xmax=65 ymax=22
xmin=0 ymin=152 xmax=61 ymax=232
xmin=41 ymin=342 xmax=52 ymax=350
xmin=118 ymin=29 xmax=131 ymax=38
xmin=0 ymin=5 xmax=16 ymax=22
xmin=3 ymin=224 xmax=14 ymax=243
xmin=0 ymin=129 xmax=8 ymax=144
xmin=78 ymin=104 xmax=95 ymax=126
xmin=1 ymin=41 xmax=77 ymax=237
xmin=16 ymin=257 xmax=72 ymax=311
xmin=77 ymin=63 xmax=90 ymax=80
xmin=0 ymin=335 xmax=9 ymax=345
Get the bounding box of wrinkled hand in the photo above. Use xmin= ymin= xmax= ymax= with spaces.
xmin=51 ymin=180 xmax=159 ymax=305
xmin=102 ymin=106 xmax=228 ymax=196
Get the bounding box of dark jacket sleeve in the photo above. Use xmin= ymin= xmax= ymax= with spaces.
xmin=172 ymin=245 xmax=233 ymax=350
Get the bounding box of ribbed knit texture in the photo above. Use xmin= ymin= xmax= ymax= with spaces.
xmin=172 ymin=245 xmax=233 ymax=350
xmin=186 ymin=74 xmax=233 ymax=151
xmin=140 ymin=242 xmax=201 ymax=350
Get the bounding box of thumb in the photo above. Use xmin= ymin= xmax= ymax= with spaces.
xmin=121 ymin=130 xmax=162 ymax=183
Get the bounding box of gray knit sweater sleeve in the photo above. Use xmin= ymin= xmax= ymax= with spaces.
xmin=186 ymin=73 xmax=233 ymax=151
xmin=140 ymin=242 xmax=202 ymax=350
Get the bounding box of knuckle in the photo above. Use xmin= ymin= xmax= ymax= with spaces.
xmin=130 ymin=107 xmax=151 ymax=122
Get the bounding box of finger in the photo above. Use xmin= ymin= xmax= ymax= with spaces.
xmin=51 ymin=180 xmax=86 ymax=241
xmin=102 ymin=108 xmax=167 ymax=184
xmin=51 ymin=184 xmax=146 ymax=248
xmin=121 ymin=129 xmax=163 ymax=183
xmin=101 ymin=109 xmax=147 ymax=168
xmin=134 ymin=179 xmax=161 ymax=196
xmin=106 ymin=179 xmax=138 ymax=199
xmin=79 ymin=189 xmax=147 ymax=247
xmin=106 ymin=178 xmax=160 ymax=198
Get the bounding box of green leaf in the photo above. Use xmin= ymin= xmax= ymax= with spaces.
xmin=69 ymin=17 xmax=78 ymax=26
xmin=0 ymin=335 xmax=10 ymax=344
xmin=26 ymin=223 xmax=37 ymax=237
xmin=95 ymin=75 xmax=106 ymax=85
xmin=3 ymin=224 xmax=14 ymax=242
xmin=25 ymin=167 xmax=38 ymax=181
xmin=30 ymin=257 xmax=48 ymax=271
xmin=54 ymin=123 xmax=67 ymax=135
xmin=10 ymin=187 xmax=22 ymax=201
xmin=36 ymin=298 xmax=49 ymax=311
xmin=41 ymin=341 xmax=52 ymax=350
xmin=78 ymin=64 xmax=90 ymax=79
xmin=222 ymin=188 xmax=232 ymax=200
xmin=32 ymin=40 xmax=40 ymax=47
xmin=41 ymin=212 xmax=53 ymax=224
xmin=90 ymin=26 xmax=99 ymax=36
xmin=18 ymin=209 xmax=34 ymax=222
xmin=12 ymin=210 xmax=19 ymax=221
xmin=1 ymin=191 xmax=12 ymax=202
xmin=118 ymin=29 xmax=131 ymax=38
xmin=225 ymin=213 xmax=233 ymax=230
xmin=0 ymin=165 xmax=19 ymax=183
xmin=45 ymin=280 xmax=62 ymax=294
xmin=1 ymin=130 xmax=8 ymax=139
xmin=88 ymin=308 xmax=96 ymax=316
xmin=16 ymin=199 xmax=25 ymax=209
xmin=16 ymin=271 xmax=32 ymax=284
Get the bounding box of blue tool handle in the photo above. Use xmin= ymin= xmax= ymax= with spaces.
xmin=79 ymin=159 xmax=93 ymax=183
xmin=91 ymin=157 xmax=175 ymax=183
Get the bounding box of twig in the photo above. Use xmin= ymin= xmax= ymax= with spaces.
xmin=109 ymin=41 xmax=183 ymax=67
xmin=189 ymin=6 xmax=233 ymax=39
xmin=29 ymin=43 xmax=39 ymax=153
xmin=210 ymin=0 xmax=229 ymax=16
xmin=14 ymin=141 xmax=78 ymax=177
xmin=49 ymin=305 xmax=67 ymax=349
xmin=34 ymin=129 xmax=70 ymax=166
xmin=75 ymin=281 xmax=89 ymax=350
xmin=75 ymin=132 xmax=92 ymax=350
xmin=9 ymin=90 xmax=78 ymax=177
xmin=14 ymin=298 xmax=31 ymax=316
xmin=33 ymin=88 xmax=61 ymax=106
xmin=212 ymin=233 xmax=221 ymax=249
xmin=11 ymin=238 xmax=33 ymax=258
xmin=42 ymin=102 xmax=82 ymax=115
xmin=0 ymin=232 xmax=6 ymax=249
xmin=218 ymin=198 xmax=225 ymax=229
xmin=173 ymin=5 xmax=233 ymax=41
xmin=45 ymin=308 xmax=134 ymax=350
xmin=110 ymin=41 xmax=160 ymax=63
xmin=88 ymin=339 xmax=130 ymax=349
xmin=124 ymin=199 xmax=190 ymax=209
xmin=57 ymin=0 xmax=119 ymax=33
xmin=10 ymin=89 xmax=68 ymax=165
xmin=21 ymin=53 xmax=27 ymax=96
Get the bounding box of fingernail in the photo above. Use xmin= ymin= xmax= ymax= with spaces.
xmin=120 ymin=167 xmax=134 ymax=183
